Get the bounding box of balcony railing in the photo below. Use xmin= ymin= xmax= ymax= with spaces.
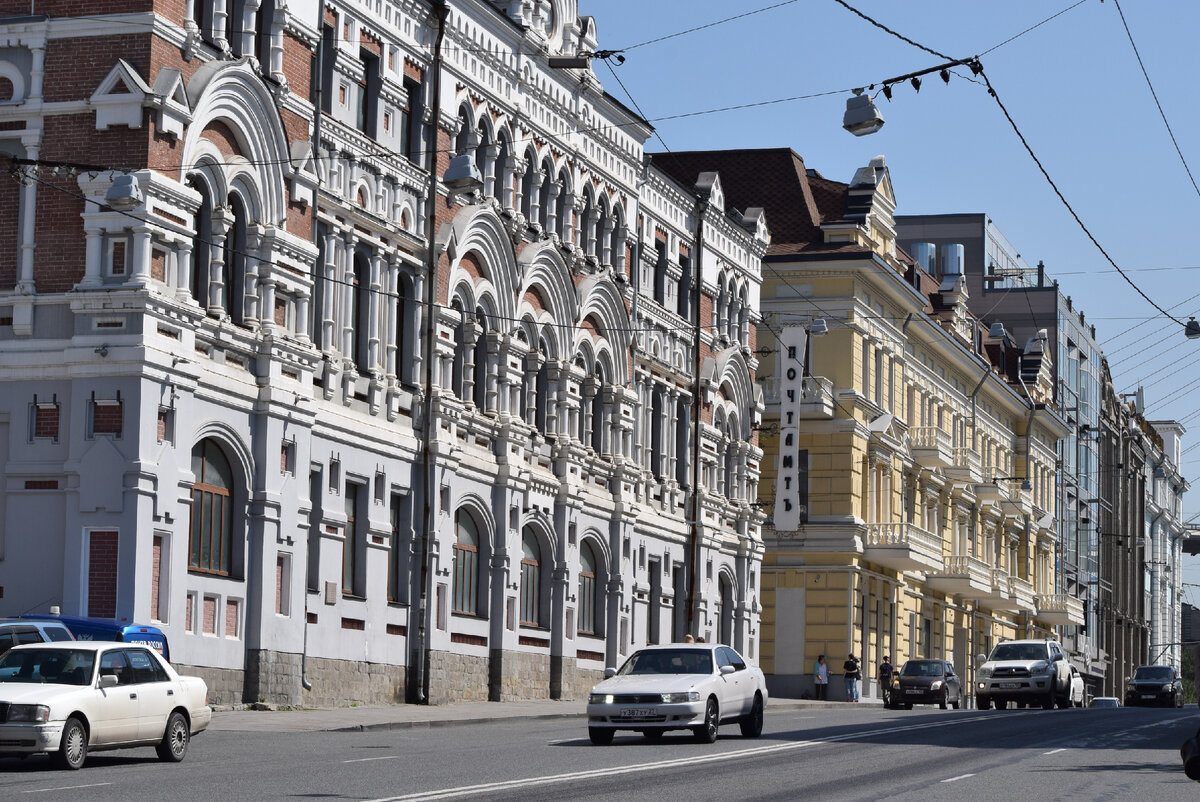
xmin=799 ymin=376 xmax=835 ymax=419
xmin=910 ymin=426 xmax=953 ymax=469
xmin=1005 ymin=577 xmax=1037 ymax=612
xmin=864 ymin=522 xmax=944 ymax=573
xmin=1035 ymin=593 xmax=1086 ymax=626
xmin=944 ymin=447 xmax=983 ymax=485
xmin=925 ymin=554 xmax=992 ymax=596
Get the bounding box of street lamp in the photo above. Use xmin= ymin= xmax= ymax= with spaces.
xmin=842 ymin=91 xmax=884 ymax=137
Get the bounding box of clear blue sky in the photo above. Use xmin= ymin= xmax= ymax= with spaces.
xmin=584 ymin=0 xmax=1200 ymax=596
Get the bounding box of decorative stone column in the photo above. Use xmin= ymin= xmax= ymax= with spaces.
xmin=208 ymin=207 xmax=234 ymax=318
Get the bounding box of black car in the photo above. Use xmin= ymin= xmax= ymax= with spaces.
xmin=889 ymin=659 xmax=962 ymax=710
xmin=1125 ymin=665 xmax=1184 ymax=708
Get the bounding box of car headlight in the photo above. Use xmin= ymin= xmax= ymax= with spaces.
xmin=7 ymin=704 xmax=50 ymax=723
xmin=588 ymin=693 xmax=614 ymax=705
xmin=930 ymin=680 xmax=943 ymax=690
xmin=1030 ymin=661 xmax=1050 ymax=674
xmin=978 ymin=666 xmax=993 ymax=678
xmin=892 ymin=679 xmax=901 ymax=688
xmin=1163 ymin=684 xmax=1175 ymax=693
xmin=662 ymin=691 xmax=700 ymax=703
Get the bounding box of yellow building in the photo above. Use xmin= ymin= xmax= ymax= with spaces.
xmin=659 ymin=149 xmax=1079 ymax=700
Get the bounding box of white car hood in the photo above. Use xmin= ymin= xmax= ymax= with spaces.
xmin=0 ymin=682 xmax=90 ymax=705
xmin=591 ymin=673 xmax=710 ymax=694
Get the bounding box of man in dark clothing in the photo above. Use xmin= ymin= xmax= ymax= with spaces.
xmin=879 ymin=655 xmax=895 ymax=707
xmin=843 ymin=654 xmax=861 ymax=702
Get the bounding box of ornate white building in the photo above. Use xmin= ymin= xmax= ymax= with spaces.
xmin=0 ymin=0 xmax=767 ymax=705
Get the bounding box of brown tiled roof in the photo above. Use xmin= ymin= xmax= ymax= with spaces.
xmin=649 ymin=148 xmax=872 ymax=257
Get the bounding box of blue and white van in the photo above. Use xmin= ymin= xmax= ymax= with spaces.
xmin=22 ymin=615 xmax=170 ymax=661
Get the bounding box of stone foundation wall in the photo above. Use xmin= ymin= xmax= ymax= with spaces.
xmin=175 ymin=663 xmax=244 ymax=707
xmin=490 ymin=649 xmax=552 ymax=701
xmin=427 ymin=649 xmax=490 ymax=705
xmin=244 ymin=649 xmax=304 ymax=708
xmin=557 ymin=656 xmax=603 ymax=701
xmin=300 ymin=654 xmax=407 ymax=708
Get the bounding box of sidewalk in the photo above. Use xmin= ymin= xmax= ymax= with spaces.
xmin=207 ymin=696 xmax=874 ymax=734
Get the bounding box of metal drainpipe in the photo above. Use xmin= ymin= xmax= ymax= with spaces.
xmin=686 ymin=196 xmax=708 ymax=637
xmin=300 ymin=5 xmax=329 ymax=695
xmin=413 ymin=0 xmax=450 ymax=705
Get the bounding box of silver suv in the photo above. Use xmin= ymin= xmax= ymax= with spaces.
xmin=975 ymin=639 xmax=1072 ymax=710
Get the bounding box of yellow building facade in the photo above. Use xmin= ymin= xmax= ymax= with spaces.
xmin=721 ymin=151 xmax=1080 ymax=699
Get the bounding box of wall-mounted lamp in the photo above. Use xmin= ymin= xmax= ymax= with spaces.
xmin=94 ymin=344 xmax=109 ymax=358
xmin=992 ymin=475 xmax=1032 ymax=491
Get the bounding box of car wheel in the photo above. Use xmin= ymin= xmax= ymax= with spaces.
xmin=1056 ymin=691 xmax=1070 ymax=709
xmin=977 ymin=695 xmax=991 ymax=710
xmin=739 ymin=694 xmax=764 ymax=738
xmin=693 ymin=697 xmax=719 ymax=744
xmin=156 ymin=711 xmax=190 ymax=762
xmin=903 ymin=703 xmax=913 ymax=710
xmin=589 ymin=726 xmax=615 ymax=746
xmin=951 ymin=690 xmax=960 ymax=710
xmin=55 ymin=717 xmax=87 ymax=771
xmin=939 ymin=689 xmax=949 ymax=710
xmin=1042 ymin=678 xmax=1056 ymax=710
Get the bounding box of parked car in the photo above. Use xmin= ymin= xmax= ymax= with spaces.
xmin=889 ymin=659 xmax=962 ymax=709
xmin=1091 ymin=696 xmax=1121 ymax=708
xmin=0 ymin=642 xmax=210 ymax=769
xmin=0 ymin=619 xmax=74 ymax=658
xmin=1124 ymin=665 xmax=1184 ymax=708
xmin=975 ymin=638 xmax=1073 ymax=710
xmin=1067 ymin=665 xmax=1087 ymax=707
xmin=586 ymin=644 xmax=768 ymax=745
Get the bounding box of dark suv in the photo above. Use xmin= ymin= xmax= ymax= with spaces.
xmin=1125 ymin=665 xmax=1183 ymax=708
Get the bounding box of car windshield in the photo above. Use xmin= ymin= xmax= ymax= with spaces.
xmin=618 ymin=649 xmax=713 ymax=676
xmin=990 ymin=644 xmax=1048 ymax=661
xmin=0 ymin=648 xmax=95 ymax=685
xmin=900 ymin=661 xmax=944 ymax=677
xmin=1133 ymin=666 xmax=1173 ymax=681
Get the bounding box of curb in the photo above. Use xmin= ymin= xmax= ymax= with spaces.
xmin=329 ymin=711 xmax=587 ymax=733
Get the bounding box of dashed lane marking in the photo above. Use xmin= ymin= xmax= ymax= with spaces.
xmin=367 ymin=715 xmax=998 ymax=802
xmin=940 ymin=774 xmax=975 ymax=783
xmin=345 ymin=755 xmax=405 ymax=763
xmin=21 ymin=783 xmax=113 ymax=794
xmin=1043 ymin=748 xmax=1066 ymax=755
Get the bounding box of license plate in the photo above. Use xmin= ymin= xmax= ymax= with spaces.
xmin=906 ymin=689 xmax=923 ymax=695
xmin=999 ymin=682 xmax=1021 ymax=689
xmin=1142 ymin=695 xmax=1157 ymax=700
xmin=620 ymin=707 xmax=657 ymax=718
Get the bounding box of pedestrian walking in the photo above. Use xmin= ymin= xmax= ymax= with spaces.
xmin=814 ymin=654 xmax=829 ymax=701
xmin=878 ymin=654 xmax=895 ymax=708
xmin=843 ymin=654 xmax=861 ymax=702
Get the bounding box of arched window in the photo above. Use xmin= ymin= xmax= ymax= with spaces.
xmin=578 ymin=541 xmax=599 ymax=636
xmin=718 ymin=574 xmax=734 ymax=646
xmin=723 ymin=414 xmax=736 ymax=498
xmin=650 ymin=388 xmax=664 ymax=479
xmin=451 ymin=299 xmax=467 ymax=399
xmin=394 ymin=274 xmax=410 ymax=383
xmin=591 ymin=364 xmax=605 ymax=453
xmin=538 ymin=159 xmax=553 ymax=231
xmin=520 ymin=157 xmax=535 ymax=220
xmin=188 ymin=175 xmax=213 ymax=305
xmin=472 ymin=308 xmax=488 ymax=410
xmin=454 ymin=106 xmax=472 ymax=159
xmin=535 ymin=336 xmax=551 ymax=433
xmin=556 ymin=172 xmax=571 ymax=242
xmin=675 ymin=396 xmax=690 ymax=487
xmin=452 ymin=511 xmax=480 ymax=615
xmin=224 ymin=194 xmax=249 ymax=326
xmin=189 ymin=439 xmax=235 ymax=576
xmin=255 ymin=0 xmax=276 ymax=71
xmin=352 ymin=251 xmax=371 ymax=374
xmin=496 ymin=134 xmax=513 ymax=208
xmin=520 ymin=528 xmax=542 ymax=627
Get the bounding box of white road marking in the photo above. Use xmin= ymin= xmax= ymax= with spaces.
xmin=940 ymin=774 xmax=974 ymax=783
xmin=21 ymin=783 xmax=113 ymax=794
xmin=1043 ymin=748 xmax=1066 ymax=755
xmin=345 ymin=755 xmax=404 ymax=763
xmin=367 ymin=715 xmax=1000 ymax=802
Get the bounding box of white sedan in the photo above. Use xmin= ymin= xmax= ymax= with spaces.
xmin=0 ymin=641 xmax=211 ymax=769
xmin=586 ymin=643 xmax=768 ymax=744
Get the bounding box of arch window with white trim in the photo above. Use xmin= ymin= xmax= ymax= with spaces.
xmin=189 ymin=439 xmax=238 ymax=577
xmin=577 ymin=540 xmax=602 ymax=636
xmin=452 ymin=511 xmax=482 ymax=616
xmin=520 ymin=528 xmax=544 ymax=627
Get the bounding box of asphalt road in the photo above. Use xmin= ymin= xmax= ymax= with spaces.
xmin=2 ymin=704 xmax=1198 ymax=801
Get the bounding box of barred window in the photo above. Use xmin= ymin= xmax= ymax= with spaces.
xmin=452 ymin=513 xmax=479 ymax=615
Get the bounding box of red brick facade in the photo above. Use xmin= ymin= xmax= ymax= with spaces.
xmin=87 ymin=530 xmax=119 ymax=618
